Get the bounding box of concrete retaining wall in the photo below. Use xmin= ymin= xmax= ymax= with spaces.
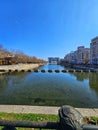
xmin=0 ymin=105 xmax=98 ymax=117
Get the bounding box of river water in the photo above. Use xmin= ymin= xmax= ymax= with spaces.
xmin=0 ymin=64 xmax=98 ymax=108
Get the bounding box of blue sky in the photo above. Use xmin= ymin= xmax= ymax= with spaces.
xmin=0 ymin=0 xmax=98 ymax=60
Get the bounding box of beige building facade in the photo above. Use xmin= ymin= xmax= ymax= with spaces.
xmin=64 ymin=46 xmax=90 ymax=64
xmin=64 ymin=51 xmax=78 ymax=64
xmin=90 ymin=36 xmax=98 ymax=64
xmin=77 ymin=46 xmax=90 ymax=64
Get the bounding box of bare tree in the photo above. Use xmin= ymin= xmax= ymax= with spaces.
xmin=0 ymin=45 xmax=46 ymax=64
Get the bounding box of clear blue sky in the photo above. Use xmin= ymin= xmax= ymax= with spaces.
xmin=0 ymin=0 xmax=98 ymax=60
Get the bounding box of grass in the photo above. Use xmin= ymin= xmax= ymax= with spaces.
xmin=0 ymin=113 xmax=98 ymax=130
xmin=0 ymin=113 xmax=59 ymax=122
xmin=90 ymin=117 xmax=98 ymax=121
xmin=84 ymin=116 xmax=98 ymax=125
xmin=0 ymin=112 xmax=59 ymax=130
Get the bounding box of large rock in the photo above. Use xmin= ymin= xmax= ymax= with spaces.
xmin=58 ymin=105 xmax=83 ymax=130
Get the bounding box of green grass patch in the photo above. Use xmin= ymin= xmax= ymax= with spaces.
xmin=0 ymin=112 xmax=98 ymax=130
xmin=0 ymin=112 xmax=59 ymax=130
xmin=0 ymin=112 xmax=59 ymax=122
xmin=84 ymin=116 xmax=98 ymax=125
xmin=90 ymin=117 xmax=98 ymax=122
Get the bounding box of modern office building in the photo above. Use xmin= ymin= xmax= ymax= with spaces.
xmin=48 ymin=57 xmax=60 ymax=64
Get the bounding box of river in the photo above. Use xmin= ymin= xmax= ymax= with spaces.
xmin=0 ymin=64 xmax=98 ymax=108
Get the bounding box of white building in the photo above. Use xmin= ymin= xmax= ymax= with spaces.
xmin=64 ymin=51 xmax=78 ymax=64
xmin=90 ymin=36 xmax=98 ymax=64
xmin=64 ymin=46 xmax=90 ymax=64
xmin=83 ymin=48 xmax=90 ymax=64
xmin=77 ymin=46 xmax=90 ymax=64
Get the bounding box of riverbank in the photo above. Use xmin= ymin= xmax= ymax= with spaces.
xmin=0 ymin=63 xmax=43 ymax=73
xmin=0 ymin=105 xmax=97 ymax=117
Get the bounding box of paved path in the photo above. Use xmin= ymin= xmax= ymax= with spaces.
xmin=0 ymin=105 xmax=98 ymax=117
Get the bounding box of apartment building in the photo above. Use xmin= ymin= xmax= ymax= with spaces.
xmin=64 ymin=51 xmax=77 ymax=64
xmin=77 ymin=46 xmax=90 ymax=64
xmin=64 ymin=46 xmax=90 ymax=64
xmin=90 ymin=36 xmax=98 ymax=64
xmin=77 ymin=46 xmax=85 ymax=64
xmin=83 ymin=48 xmax=90 ymax=64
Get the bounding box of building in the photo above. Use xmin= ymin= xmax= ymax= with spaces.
xmin=64 ymin=46 xmax=90 ymax=64
xmin=83 ymin=48 xmax=90 ymax=64
xmin=64 ymin=51 xmax=77 ymax=64
xmin=77 ymin=46 xmax=85 ymax=64
xmin=90 ymin=36 xmax=98 ymax=64
xmin=64 ymin=53 xmax=70 ymax=63
xmin=77 ymin=46 xmax=90 ymax=64
xmin=48 ymin=57 xmax=60 ymax=64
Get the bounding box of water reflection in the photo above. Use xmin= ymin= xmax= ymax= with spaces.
xmin=0 ymin=65 xmax=98 ymax=108
xmin=69 ymin=72 xmax=98 ymax=93
xmin=40 ymin=64 xmax=64 ymax=70
xmin=0 ymin=72 xmax=29 ymax=104
xmin=69 ymin=72 xmax=89 ymax=81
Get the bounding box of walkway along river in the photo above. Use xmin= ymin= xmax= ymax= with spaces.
xmin=0 ymin=64 xmax=98 ymax=108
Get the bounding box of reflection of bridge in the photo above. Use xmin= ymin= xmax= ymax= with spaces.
xmin=48 ymin=57 xmax=60 ymax=64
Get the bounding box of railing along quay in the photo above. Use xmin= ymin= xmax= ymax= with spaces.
xmin=0 ymin=120 xmax=59 ymax=130
xmin=0 ymin=69 xmax=98 ymax=73
xmin=0 ymin=105 xmax=98 ymax=130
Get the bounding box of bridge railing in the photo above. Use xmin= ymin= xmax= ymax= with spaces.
xmin=0 ymin=120 xmax=59 ymax=130
xmin=0 ymin=105 xmax=98 ymax=130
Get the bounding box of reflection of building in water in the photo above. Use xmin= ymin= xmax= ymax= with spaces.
xmin=48 ymin=57 xmax=60 ymax=64
xmin=69 ymin=72 xmax=89 ymax=81
xmin=69 ymin=72 xmax=98 ymax=93
xmin=89 ymin=73 xmax=98 ymax=93
xmin=90 ymin=36 xmax=98 ymax=64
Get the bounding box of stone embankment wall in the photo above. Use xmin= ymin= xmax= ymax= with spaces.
xmin=0 ymin=63 xmax=43 ymax=73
